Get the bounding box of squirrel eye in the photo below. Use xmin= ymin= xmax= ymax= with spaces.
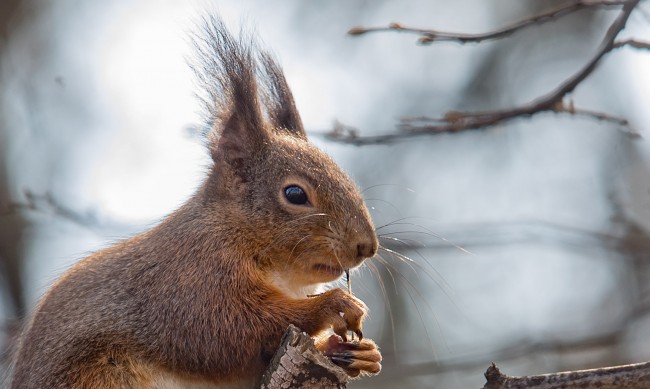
xmin=284 ymin=185 xmax=308 ymax=205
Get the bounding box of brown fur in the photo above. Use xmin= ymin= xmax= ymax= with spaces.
xmin=10 ymin=16 xmax=380 ymax=388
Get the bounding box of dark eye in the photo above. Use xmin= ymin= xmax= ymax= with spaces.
xmin=284 ymin=185 xmax=308 ymax=205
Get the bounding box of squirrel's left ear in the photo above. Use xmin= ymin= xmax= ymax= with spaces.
xmin=196 ymin=17 xmax=270 ymax=166
xmin=259 ymin=51 xmax=307 ymax=141
xmin=209 ymin=103 xmax=267 ymax=171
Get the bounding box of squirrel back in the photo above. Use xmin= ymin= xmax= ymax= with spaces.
xmin=11 ymin=16 xmax=381 ymax=388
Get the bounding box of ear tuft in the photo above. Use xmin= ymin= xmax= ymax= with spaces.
xmin=258 ymin=52 xmax=307 ymax=141
xmin=192 ymin=16 xmax=308 ymax=168
xmin=192 ymin=16 xmax=267 ymax=165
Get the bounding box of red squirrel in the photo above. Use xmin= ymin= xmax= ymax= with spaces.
xmin=10 ymin=16 xmax=381 ymax=388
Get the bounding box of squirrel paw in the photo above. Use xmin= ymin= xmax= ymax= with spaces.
xmin=318 ymin=288 xmax=367 ymax=341
xmin=318 ymin=335 xmax=382 ymax=377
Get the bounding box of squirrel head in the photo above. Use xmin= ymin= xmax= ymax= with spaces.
xmin=193 ymin=18 xmax=377 ymax=288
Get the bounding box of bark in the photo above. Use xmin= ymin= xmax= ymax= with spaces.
xmin=483 ymin=361 xmax=650 ymax=389
xmin=258 ymin=325 xmax=349 ymax=389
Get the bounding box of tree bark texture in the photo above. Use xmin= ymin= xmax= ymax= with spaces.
xmin=258 ymin=325 xmax=349 ymax=389
xmin=483 ymin=361 xmax=650 ymax=389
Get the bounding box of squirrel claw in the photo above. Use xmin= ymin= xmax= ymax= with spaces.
xmin=318 ymin=334 xmax=382 ymax=377
xmin=355 ymin=329 xmax=363 ymax=341
xmin=329 ymin=356 xmax=354 ymax=367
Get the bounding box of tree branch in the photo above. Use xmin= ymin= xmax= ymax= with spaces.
xmin=0 ymin=190 xmax=135 ymax=233
xmin=483 ymin=361 xmax=650 ymax=389
xmin=614 ymin=38 xmax=650 ymax=49
xmin=348 ymin=0 xmax=629 ymax=45
xmin=375 ymin=328 xmax=625 ymax=381
xmin=328 ymin=0 xmax=643 ymax=145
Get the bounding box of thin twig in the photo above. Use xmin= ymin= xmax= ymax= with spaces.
xmin=389 ymin=102 xmax=639 ymax=138
xmin=374 ymin=329 xmax=624 ymax=381
xmin=348 ymin=0 xmax=629 ymax=45
xmin=554 ymin=104 xmax=639 ymax=136
xmin=373 ymin=295 xmax=650 ymax=382
xmin=328 ymin=0 xmax=642 ymax=145
xmin=614 ymin=38 xmax=650 ymax=49
xmin=0 ymin=190 xmax=136 ymax=233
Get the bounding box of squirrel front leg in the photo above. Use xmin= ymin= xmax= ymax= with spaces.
xmin=261 ymin=287 xmax=382 ymax=377
xmin=284 ymin=288 xmax=366 ymax=340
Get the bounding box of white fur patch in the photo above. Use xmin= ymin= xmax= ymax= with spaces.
xmin=268 ymin=272 xmax=324 ymax=299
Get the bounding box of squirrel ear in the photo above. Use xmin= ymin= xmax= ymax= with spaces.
xmin=209 ymin=109 xmax=267 ymax=168
xmin=259 ymin=52 xmax=307 ymax=141
xmin=195 ymin=17 xmax=269 ymax=167
xmin=195 ymin=17 xmax=304 ymax=168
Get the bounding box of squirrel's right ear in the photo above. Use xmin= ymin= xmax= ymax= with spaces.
xmin=259 ymin=52 xmax=307 ymax=141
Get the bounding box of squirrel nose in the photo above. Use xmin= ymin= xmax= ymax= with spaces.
xmin=356 ymin=240 xmax=378 ymax=260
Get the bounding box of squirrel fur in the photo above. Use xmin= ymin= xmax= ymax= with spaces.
xmin=10 ymin=16 xmax=381 ymax=388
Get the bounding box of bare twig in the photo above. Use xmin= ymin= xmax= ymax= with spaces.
xmin=0 ymin=190 xmax=93 ymax=225
xmin=348 ymin=0 xmax=629 ymax=45
xmin=0 ymin=190 xmax=136 ymax=233
xmin=375 ymin=328 xmax=624 ymax=381
xmin=483 ymin=362 xmax=650 ymax=389
xmin=614 ymin=38 xmax=650 ymax=49
xmin=372 ymin=205 xmax=650 ymax=383
xmin=553 ymin=102 xmax=639 ymax=136
xmin=374 ymin=297 xmax=650 ymax=382
xmin=328 ymin=0 xmax=643 ymax=145
xmin=387 ymin=102 xmax=639 ymax=138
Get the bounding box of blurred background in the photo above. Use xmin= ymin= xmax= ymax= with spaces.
xmin=1 ymin=0 xmax=650 ymax=387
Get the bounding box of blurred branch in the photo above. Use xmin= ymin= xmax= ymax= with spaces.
xmin=348 ymin=0 xmax=628 ymax=45
xmin=555 ymin=104 xmax=632 ymax=129
xmin=0 ymin=190 xmax=135 ymax=233
xmin=1 ymin=190 xmax=97 ymax=226
xmin=376 ymin=213 xmax=650 ymax=384
xmin=0 ymin=0 xmax=23 ymax=45
xmin=381 ymin=219 xmax=650 ymax=251
xmin=377 ymin=328 xmax=624 ymax=380
xmin=329 ymin=0 xmax=643 ymax=145
xmin=483 ymin=361 xmax=650 ymax=389
xmin=614 ymin=38 xmax=650 ymax=49
xmin=376 ymin=298 xmax=650 ymax=382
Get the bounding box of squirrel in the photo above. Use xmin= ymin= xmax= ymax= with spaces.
xmin=9 ymin=16 xmax=381 ymax=389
